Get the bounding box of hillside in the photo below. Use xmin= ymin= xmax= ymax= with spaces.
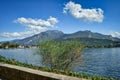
xmin=8 ymin=30 xmax=120 ymax=46
xmin=63 ymin=30 xmax=119 ymax=41
xmin=60 ymin=38 xmax=120 ymax=48
xmin=11 ymin=30 xmax=64 ymax=45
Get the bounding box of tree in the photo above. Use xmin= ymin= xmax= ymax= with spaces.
xmin=0 ymin=42 xmax=19 ymax=48
xmin=9 ymin=44 xmax=19 ymax=48
xmin=38 ymin=40 xmax=84 ymax=70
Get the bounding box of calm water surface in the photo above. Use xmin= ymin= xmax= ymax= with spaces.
xmin=0 ymin=48 xmax=120 ymax=79
xmin=73 ymin=48 xmax=120 ymax=79
xmin=0 ymin=48 xmax=42 ymax=66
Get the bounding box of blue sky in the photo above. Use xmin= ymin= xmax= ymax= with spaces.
xmin=0 ymin=0 xmax=120 ymax=41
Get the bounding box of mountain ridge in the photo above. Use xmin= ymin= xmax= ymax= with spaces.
xmin=8 ymin=30 xmax=120 ymax=45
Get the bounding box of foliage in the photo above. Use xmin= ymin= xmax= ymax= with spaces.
xmin=38 ymin=40 xmax=84 ymax=70
xmin=0 ymin=55 xmax=116 ymax=80
xmin=62 ymin=38 xmax=120 ymax=48
xmin=0 ymin=42 xmax=19 ymax=49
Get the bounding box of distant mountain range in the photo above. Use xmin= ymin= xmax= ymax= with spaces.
xmin=11 ymin=30 xmax=64 ymax=45
xmin=9 ymin=30 xmax=120 ymax=46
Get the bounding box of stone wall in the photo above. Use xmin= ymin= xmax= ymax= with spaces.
xmin=0 ymin=64 xmax=86 ymax=80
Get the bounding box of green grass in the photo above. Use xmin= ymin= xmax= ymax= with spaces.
xmin=0 ymin=55 xmax=116 ymax=80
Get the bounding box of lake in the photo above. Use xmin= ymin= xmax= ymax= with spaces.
xmin=0 ymin=48 xmax=42 ymax=66
xmin=0 ymin=48 xmax=120 ymax=79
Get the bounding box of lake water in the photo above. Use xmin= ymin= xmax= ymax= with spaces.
xmin=0 ymin=48 xmax=120 ymax=79
xmin=0 ymin=48 xmax=42 ymax=66
xmin=73 ymin=48 xmax=120 ymax=79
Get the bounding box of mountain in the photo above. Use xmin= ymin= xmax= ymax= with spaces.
xmin=11 ymin=30 xmax=64 ymax=45
xmin=63 ymin=30 xmax=120 ymax=41
xmin=10 ymin=30 xmax=120 ymax=45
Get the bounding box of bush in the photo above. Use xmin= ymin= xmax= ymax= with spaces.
xmin=38 ymin=40 xmax=84 ymax=70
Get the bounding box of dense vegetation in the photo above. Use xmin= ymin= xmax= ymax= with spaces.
xmin=38 ymin=40 xmax=84 ymax=70
xmin=56 ymin=38 xmax=120 ymax=48
xmin=0 ymin=55 xmax=115 ymax=80
xmin=0 ymin=42 xmax=19 ymax=49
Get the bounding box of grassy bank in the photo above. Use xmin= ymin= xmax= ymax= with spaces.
xmin=0 ymin=55 xmax=116 ymax=80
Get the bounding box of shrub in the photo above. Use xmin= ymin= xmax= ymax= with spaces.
xmin=38 ymin=40 xmax=84 ymax=70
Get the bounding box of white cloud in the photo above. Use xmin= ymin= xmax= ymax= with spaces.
xmin=15 ymin=16 xmax=58 ymax=27
xmin=63 ymin=1 xmax=104 ymax=22
xmin=0 ymin=32 xmax=23 ymax=38
xmin=110 ymin=32 xmax=120 ymax=38
xmin=0 ymin=16 xmax=58 ymax=38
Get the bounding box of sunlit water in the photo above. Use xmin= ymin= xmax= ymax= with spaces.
xmin=0 ymin=48 xmax=120 ymax=79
